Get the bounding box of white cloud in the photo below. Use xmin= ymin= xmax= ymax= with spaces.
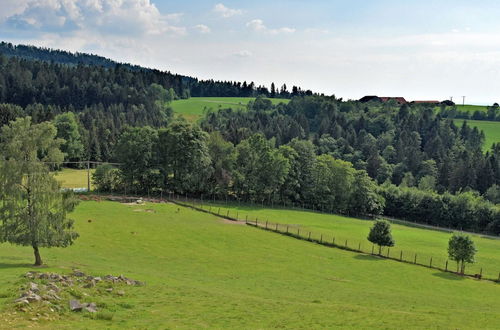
xmin=194 ymin=24 xmax=211 ymax=34
xmin=213 ymin=3 xmax=242 ymax=18
xmin=233 ymin=50 xmax=252 ymax=57
xmin=246 ymin=19 xmax=295 ymax=35
xmin=2 ymin=0 xmax=185 ymax=36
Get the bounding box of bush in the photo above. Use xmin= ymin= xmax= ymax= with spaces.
xmin=92 ymin=164 xmax=120 ymax=192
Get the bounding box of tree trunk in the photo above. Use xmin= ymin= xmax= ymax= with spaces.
xmin=33 ymin=245 xmax=43 ymax=266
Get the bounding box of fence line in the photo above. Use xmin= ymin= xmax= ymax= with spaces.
xmin=164 ymin=194 xmax=500 ymax=284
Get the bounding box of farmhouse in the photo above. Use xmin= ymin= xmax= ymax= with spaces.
xmin=359 ymin=95 xmax=407 ymax=104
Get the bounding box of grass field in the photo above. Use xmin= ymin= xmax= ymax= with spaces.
xmin=1 ymin=200 xmax=500 ymax=328
xmin=195 ymin=201 xmax=500 ymax=279
xmin=171 ymin=97 xmax=289 ymax=121
xmin=455 ymin=104 xmax=489 ymax=113
xmin=54 ymin=168 xmax=95 ymax=190
xmin=456 ymin=119 xmax=500 ymax=151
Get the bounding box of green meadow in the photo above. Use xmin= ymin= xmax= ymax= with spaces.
xmin=170 ymin=97 xmax=289 ymax=121
xmin=1 ymin=200 xmax=500 ymax=328
xmin=457 ymin=119 xmax=500 ymax=151
xmin=196 ymin=201 xmax=500 ymax=279
xmin=54 ymin=168 xmax=95 ymax=190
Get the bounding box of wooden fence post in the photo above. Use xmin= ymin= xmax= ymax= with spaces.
xmin=308 ymin=232 xmax=311 ymax=240
xmin=400 ymin=251 xmax=403 ymax=261
xmin=265 ymin=221 xmax=268 ymax=229
xmin=226 ymin=210 xmax=229 ymax=217
xmin=320 ymin=235 xmax=323 ymax=243
xmin=286 ymin=226 xmax=289 ymax=234
xmin=358 ymin=242 xmax=361 ymax=251
xmin=275 ymin=223 xmax=278 ymax=231
xmin=333 ymin=237 xmax=335 ymax=245
xmin=345 ymin=239 xmax=347 ymax=248
xmin=387 ymin=248 xmax=390 ymax=258
xmin=236 ymin=212 xmax=238 ymax=220
xmin=414 ymin=254 xmax=417 ymax=264
xmin=445 ymin=260 xmax=448 ymax=272
xmin=245 ymin=215 xmax=248 ymax=223
xmin=218 ymin=208 xmax=220 ymax=215
xmin=255 ymin=218 xmax=258 ymax=226
xmin=297 ymin=228 xmax=300 ymax=236
xmin=430 ymin=257 xmax=433 ymax=268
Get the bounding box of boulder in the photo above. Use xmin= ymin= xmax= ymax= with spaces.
xmin=69 ymin=299 xmax=83 ymax=312
xmin=84 ymin=302 xmax=98 ymax=313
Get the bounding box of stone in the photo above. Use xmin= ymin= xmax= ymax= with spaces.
xmin=105 ymin=288 xmax=113 ymax=293
xmin=14 ymin=298 xmax=29 ymax=305
xmin=69 ymin=300 xmax=83 ymax=312
xmin=25 ymin=293 xmax=42 ymax=303
xmin=83 ymin=280 xmax=95 ymax=288
xmin=117 ymin=290 xmax=125 ymax=296
xmin=94 ymin=277 xmax=102 ymax=282
xmin=84 ymin=303 xmax=97 ymax=313
xmin=73 ymin=270 xmax=85 ymax=277
xmin=28 ymin=282 xmax=39 ymax=292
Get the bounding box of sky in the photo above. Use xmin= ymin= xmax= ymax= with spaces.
xmin=1 ymin=0 xmax=500 ymax=104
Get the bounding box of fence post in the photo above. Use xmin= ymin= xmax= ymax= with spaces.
xmin=345 ymin=239 xmax=347 ymax=248
xmin=371 ymin=245 xmax=374 ymax=255
xmin=445 ymin=260 xmax=448 ymax=272
xmin=480 ymin=268 xmax=482 ymax=278
xmin=358 ymin=242 xmax=361 ymax=251
xmin=333 ymin=237 xmax=335 ymax=245
xmin=430 ymin=257 xmax=433 ymax=268
xmin=320 ymin=234 xmax=323 ymax=244
xmin=308 ymin=232 xmax=311 ymax=241
xmin=400 ymin=251 xmax=403 ymax=261
xmin=236 ymin=212 xmax=238 ymax=220
xmin=387 ymin=248 xmax=390 ymax=258
xmin=226 ymin=210 xmax=229 ymax=217
xmin=255 ymin=218 xmax=258 ymax=226
xmin=414 ymin=254 xmax=417 ymax=264
xmin=275 ymin=223 xmax=278 ymax=231
xmin=297 ymin=228 xmax=300 ymax=236
xmin=286 ymin=226 xmax=289 ymax=234
xmin=265 ymin=221 xmax=268 ymax=229
xmin=245 ymin=215 xmax=248 ymax=223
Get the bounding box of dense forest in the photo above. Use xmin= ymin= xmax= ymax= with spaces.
xmin=1 ymin=43 xmax=500 ymax=235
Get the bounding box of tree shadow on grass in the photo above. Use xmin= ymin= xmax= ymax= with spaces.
xmin=354 ymin=254 xmax=384 ymax=261
xmin=0 ymin=262 xmax=35 ymax=270
xmin=432 ymin=271 xmax=465 ymax=281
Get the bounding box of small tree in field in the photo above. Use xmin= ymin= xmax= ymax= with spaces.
xmin=368 ymin=220 xmax=395 ymax=255
xmin=0 ymin=117 xmax=79 ymax=266
xmin=448 ymin=233 xmax=476 ymax=275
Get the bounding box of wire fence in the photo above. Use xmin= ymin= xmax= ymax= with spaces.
xmin=163 ymin=194 xmax=500 ymax=284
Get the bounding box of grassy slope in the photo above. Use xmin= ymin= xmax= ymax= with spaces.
xmin=197 ymin=201 xmax=500 ymax=279
xmin=170 ymin=97 xmax=289 ymax=122
xmin=456 ymin=119 xmax=500 ymax=151
xmin=1 ymin=201 xmax=500 ymax=328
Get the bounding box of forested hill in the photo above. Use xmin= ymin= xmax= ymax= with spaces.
xmin=0 ymin=42 xmax=313 ymax=99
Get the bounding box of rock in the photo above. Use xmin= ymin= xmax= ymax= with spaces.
xmin=117 ymin=290 xmax=125 ymax=296
xmin=14 ymin=298 xmax=29 ymax=305
xmin=25 ymin=293 xmax=42 ymax=303
xmin=47 ymin=283 xmax=59 ymax=292
xmin=83 ymin=280 xmax=95 ymax=288
xmin=105 ymin=288 xmax=113 ymax=293
xmin=69 ymin=300 xmax=83 ymax=312
xmin=25 ymin=272 xmax=36 ymax=279
xmin=94 ymin=277 xmax=102 ymax=282
xmin=28 ymin=282 xmax=39 ymax=292
xmin=136 ymin=199 xmax=143 ymax=204
xmin=84 ymin=303 xmax=97 ymax=313
xmin=73 ymin=270 xmax=85 ymax=277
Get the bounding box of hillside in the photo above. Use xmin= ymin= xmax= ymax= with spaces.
xmin=171 ymin=97 xmax=290 ymax=121
xmin=1 ymin=200 xmax=499 ymax=328
xmin=455 ymin=119 xmax=500 ymax=151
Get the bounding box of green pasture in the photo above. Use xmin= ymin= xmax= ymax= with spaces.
xmin=54 ymin=168 xmax=94 ymax=190
xmin=1 ymin=200 xmax=500 ymax=328
xmin=456 ymin=119 xmax=500 ymax=151
xmin=170 ymin=97 xmax=289 ymax=121
xmin=196 ymin=201 xmax=500 ymax=280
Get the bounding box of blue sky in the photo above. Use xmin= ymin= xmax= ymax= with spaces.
xmin=1 ymin=0 xmax=500 ymax=103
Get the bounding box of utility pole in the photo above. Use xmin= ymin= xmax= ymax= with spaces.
xmin=450 ymin=96 xmax=453 ymax=102
xmin=87 ymin=160 xmax=91 ymax=192
xmin=462 ymin=96 xmax=466 ymax=106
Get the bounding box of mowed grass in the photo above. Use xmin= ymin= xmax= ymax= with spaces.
xmin=456 ymin=119 xmax=500 ymax=151
xmin=171 ymin=97 xmax=289 ymax=121
xmin=1 ymin=201 xmax=500 ymax=328
xmin=198 ymin=201 xmax=500 ymax=279
xmin=53 ymin=168 xmax=95 ymax=190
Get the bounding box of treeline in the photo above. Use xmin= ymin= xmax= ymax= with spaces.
xmin=0 ymin=42 xmax=313 ymax=99
xmin=439 ymin=103 xmax=500 ymax=121
xmin=94 ymin=122 xmax=384 ymax=217
xmin=90 ymin=120 xmax=500 ymax=235
xmin=202 ymin=96 xmax=500 ymax=195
